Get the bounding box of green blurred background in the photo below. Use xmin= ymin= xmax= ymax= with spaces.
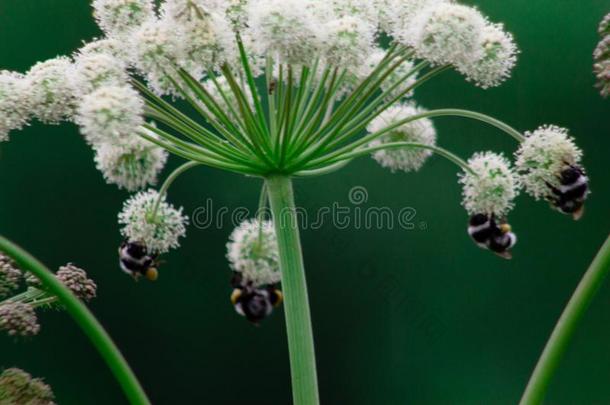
xmin=1 ymin=1 xmax=610 ymax=404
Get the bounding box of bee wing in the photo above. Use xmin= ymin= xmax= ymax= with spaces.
xmin=572 ymin=206 xmax=585 ymax=221
xmin=494 ymin=251 xmax=513 ymax=260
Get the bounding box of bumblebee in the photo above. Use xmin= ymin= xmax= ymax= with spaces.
xmin=546 ymin=164 xmax=589 ymax=220
xmin=467 ymin=214 xmax=517 ymax=259
xmin=118 ymin=240 xmax=159 ymax=281
xmin=230 ymin=272 xmax=283 ymax=324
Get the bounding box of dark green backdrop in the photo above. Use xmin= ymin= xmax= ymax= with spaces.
xmin=1 ymin=1 xmax=610 ymax=404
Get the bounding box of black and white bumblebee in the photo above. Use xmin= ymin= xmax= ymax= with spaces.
xmin=230 ymin=272 xmax=283 ymax=325
xmin=467 ymin=214 xmax=517 ymax=259
xmin=546 ymin=164 xmax=589 ymax=220
xmin=118 ymin=240 xmax=159 ymax=281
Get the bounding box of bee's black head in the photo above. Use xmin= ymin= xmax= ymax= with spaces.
xmin=560 ymin=165 xmax=583 ymax=185
xmin=469 ymin=213 xmax=489 ymax=226
xmin=230 ymin=271 xmax=244 ymax=288
xmin=124 ymin=240 xmax=148 ymax=258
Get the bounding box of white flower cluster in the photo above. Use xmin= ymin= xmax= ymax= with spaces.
xmin=459 ymin=152 xmax=520 ymax=217
xmin=226 ymin=219 xmax=280 ymax=287
xmin=461 ymin=24 xmax=518 ymax=89
xmin=75 ymin=85 xmax=144 ymax=146
xmin=71 ymin=52 xmax=129 ymax=97
xmin=246 ymin=0 xmax=329 ymax=66
xmin=378 ymin=0 xmax=447 ymax=35
xmin=399 ymin=2 xmax=518 ymax=88
xmin=366 ymin=103 xmax=436 ymax=172
xmin=118 ymin=189 xmax=189 ymax=254
xmin=93 ymin=0 xmax=155 ymax=37
xmin=94 ymin=141 xmax=168 ymax=191
xmin=26 ymin=57 xmax=76 ymax=124
xmin=515 ymin=125 xmax=583 ymax=200
xmin=0 ymin=72 xmax=30 ymax=141
xmin=405 ymin=4 xmax=486 ymax=67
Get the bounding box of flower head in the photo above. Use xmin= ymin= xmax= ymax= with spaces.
xmin=71 ymin=52 xmax=129 ymax=97
xmin=56 ymin=263 xmax=97 ymax=302
xmin=246 ymin=0 xmax=332 ymax=66
xmin=94 ymin=140 xmax=168 ymax=191
xmin=77 ymin=37 xmax=129 ymax=60
xmin=0 ymin=368 xmax=55 ymax=405
xmin=160 ymin=0 xmax=224 ymax=74
xmin=26 ymin=57 xmax=75 ymax=124
xmin=129 ymin=18 xmax=186 ymax=96
xmin=405 ymin=3 xmax=486 ymax=67
xmin=226 ymin=219 xmax=280 ymax=287
xmin=92 ymin=0 xmax=155 ymax=37
xmin=459 ymin=23 xmax=518 ymax=89
xmin=118 ymin=189 xmax=189 ymax=254
xmin=0 ymin=254 xmax=22 ymax=298
xmin=332 ymin=0 xmax=380 ymax=25
xmin=378 ymin=0 xmax=448 ymax=36
xmin=0 ymin=302 xmax=40 ymax=337
xmin=0 ymin=71 xmax=30 ymax=142
xmin=459 ymin=152 xmax=520 ymax=217
xmin=366 ymin=103 xmax=437 ymax=172
xmin=515 ymin=125 xmax=584 ymax=200
xmin=322 ymin=16 xmax=376 ymax=69
xmin=75 ymin=85 xmax=144 ymax=146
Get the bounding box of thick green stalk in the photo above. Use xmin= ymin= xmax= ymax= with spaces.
xmin=0 ymin=235 xmax=151 ymax=405
xmin=265 ymin=176 xmax=320 ymax=405
xmin=520 ymin=235 xmax=610 ymax=405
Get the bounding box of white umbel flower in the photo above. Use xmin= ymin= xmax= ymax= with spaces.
xmin=405 ymin=3 xmax=486 ymax=67
xmin=0 ymin=72 xmax=30 ymax=142
xmin=378 ymin=0 xmax=448 ymax=36
xmin=75 ymin=85 xmax=144 ymax=146
xmin=26 ymin=57 xmax=75 ymax=124
xmin=77 ymin=37 xmax=129 ymax=60
xmin=459 ymin=152 xmax=520 ymax=217
xmin=459 ymin=23 xmax=518 ymax=89
xmin=71 ymin=52 xmax=129 ymax=97
xmin=322 ymin=16 xmax=376 ymax=69
xmin=118 ymin=189 xmax=189 ymax=254
xmin=92 ymin=0 xmax=155 ymax=37
xmin=130 ymin=18 xmax=186 ymax=97
xmin=94 ymin=140 xmax=168 ymax=191
xmin=366 ymin=103 xmax=436 ymax=172
xmin=226 ymin=219 xmax=280 ymax=287
xmin=246 ymin=0 xmax=332 ymax=66
xmin=515 ymin=125 xmax=584 ymax=200
xmin=160 ymin=0 xmax=222 ymax=74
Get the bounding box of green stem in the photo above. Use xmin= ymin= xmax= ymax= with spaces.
xmin=150 ymin=160 xmax=201 ymax=221
xmin=520 ymin=234 xmax=610 ymax=405
xmin=265 ymin=176 xmax=319 ymax=405
xmin=0 ymin=235 xmax=150 ymax=405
